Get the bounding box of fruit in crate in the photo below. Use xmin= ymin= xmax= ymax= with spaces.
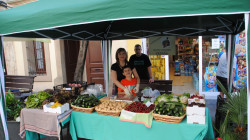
xmin=68 ymin=83 xmax=82 ymax=87
xmin=95 ymin=101 xmax=128 ymax=112
xmin=190 ymin=95 xmax=204 ymax=99
xmin=71 ymin=94 xmax=100 ymax=108
xmin=154 ymin=102 xmax=185 ymax=117
xmin=50 ymin=101 xmax=62 ymax=108
xmin=188 ymin=102 xmax=206 ymax=107
xmin=125 ymin=101 xmax=155 ymax=113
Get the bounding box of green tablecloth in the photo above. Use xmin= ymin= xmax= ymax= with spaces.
xmin=70 ymin=108 xmax=214 ymax=140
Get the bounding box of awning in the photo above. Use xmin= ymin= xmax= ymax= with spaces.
xmin=0 ymin=0 xmax=249 ymax=40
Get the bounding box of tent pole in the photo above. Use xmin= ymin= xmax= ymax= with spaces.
xmin=107 ymin=40 xmax=111 ymax=95
xmin=198 ymin=36 xmax=202 ymax=94
xmin=101 ymin=40 xmax=109 ymax=94
xmin=244 ymin=13 xmax=249 ymax=140
xmin=0 ymin=36 xmax=8 ymax=140
xmin=228 ymin=34 xmax=236 ymax=93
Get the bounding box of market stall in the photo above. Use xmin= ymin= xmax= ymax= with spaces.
xmin=70 ymin=108 xmax=214 ymax=140
xmin=0 ymin=0 xmax=249 ymax=139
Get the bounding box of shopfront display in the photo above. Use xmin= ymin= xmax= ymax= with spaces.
xmin=202 ymin=36 xmax=221 ymax=92
xmin=176 ymin=37 xmax=198 ymax=77
xmin=235 ymin=31 xmax=247 ymax=88
xmin=201 ymin=31 xmax=247 ymax=94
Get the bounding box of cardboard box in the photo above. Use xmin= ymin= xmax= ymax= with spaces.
xmin=188 ymin=98 xmax=206 ymax=105
xmin=187 ymin=115 xmax=205 ymax=124
xmin=43 ymin=102 xmax=70 ymax=114
xmin=186 ymin=106 xmax=205 ymax=116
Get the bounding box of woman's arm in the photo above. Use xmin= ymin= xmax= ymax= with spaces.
xmin=132 ymin=68 xmax=140 ymax=84
xmin=111 ymin=70 xmax=126 ymax=90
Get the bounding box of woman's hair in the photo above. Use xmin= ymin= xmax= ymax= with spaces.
xmin=115 ymin=48 xmax=128 ymax=63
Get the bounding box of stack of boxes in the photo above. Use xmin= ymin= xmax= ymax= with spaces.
xmin=186 ymin=95 xmax=206 ymax=124
xmin=175 ymin=59 xmax=196 ymax=76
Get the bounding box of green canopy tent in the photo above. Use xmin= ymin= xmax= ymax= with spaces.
xmin=0 ymin=0 xmax=249 ymax=139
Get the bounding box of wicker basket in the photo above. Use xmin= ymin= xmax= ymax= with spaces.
xmin=95 ymin=109 xmax=121 ymax=117
xmin=153 ymin=113 xmax=186 ymax=124
xmin=94 ymin=104 xmax=122 ymax=117
xmin=71 ymin=104 xmax=94 ymax=113
xmin=99 ymin=97 xmax=111 ymax=102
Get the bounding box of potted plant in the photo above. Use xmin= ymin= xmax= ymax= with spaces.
xmin=215 ymin=80 xmax=247 ymax=140
xmin=6 ymin=90 xmax=24 ymax=140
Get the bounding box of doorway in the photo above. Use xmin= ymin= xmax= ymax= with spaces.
xmin=64 ymin=40 xmax=80 ymax=83
xmin=85 ymin=41 xmax=104 ymax=86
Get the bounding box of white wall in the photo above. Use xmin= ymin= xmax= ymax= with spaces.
xmin=33 ymin=40 xmax=67 ymax=92
xmin=3 ymin=41 xmax=17 ymax=75
xmin=111 ymin=40 xmax=127 ymax=64
xmin=3 ymin=38 xmax=67 ymax=92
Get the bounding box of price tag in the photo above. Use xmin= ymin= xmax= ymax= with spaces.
xmin=212 ymin=38 xmax=219 ymax=49
xmin=145 ymin=101 xmax=152 ymax=107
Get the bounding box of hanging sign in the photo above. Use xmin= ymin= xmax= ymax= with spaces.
xmin=212 ymin=38 xmax=219 ymax=49
xmin=148 ymin=36 xmax=176 ymax=55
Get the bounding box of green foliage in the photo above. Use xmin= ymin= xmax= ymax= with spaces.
xmin=25 ymin=91 xmax=51 ymax=108
xmin=5 ymin=90 xmax=24 ymax=121
xmin=216 ymin=80 xmax=247 ymax=139
xmin=214 ymin=111 xmax=237 ymax=140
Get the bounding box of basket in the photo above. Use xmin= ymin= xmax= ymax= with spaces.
xmin=71 ymin=104 xmax=94 ymax=113
xmin=99 ymin=97 xmax=111 ymax=102
xmin=94 ymin=104 xmax=122 ymax=117
xmin=153 ymin=113 xmax=186 ymax=124
xmin=95 ymin=109 xmax=121 ymax=117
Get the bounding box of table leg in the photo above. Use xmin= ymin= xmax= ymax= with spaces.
xmin=38 ymin=133 xmax=40 ymax=140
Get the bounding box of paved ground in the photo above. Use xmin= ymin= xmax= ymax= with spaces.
xmin=206 ymin=99 xmax=217 ymax=124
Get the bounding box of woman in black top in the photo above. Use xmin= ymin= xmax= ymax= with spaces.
xmin=111 ymin=48 xmax=140 ymax=95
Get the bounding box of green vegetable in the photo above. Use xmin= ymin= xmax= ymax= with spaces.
xmin=6 ymin=90 xmax=24 ymax=121
xmin=25 ymin=91 xmax=51 ymax=108
xmin=154 ymin=101 xmax=185 ymax=117
xmin=179 ymin=95 xmax=188 ymax=104
xmin=156 ymin=95 xmax=169 ymax=103
xmin=170 ymin=97 xmax=178 ymax=102
xmin=72 ymin=94 xmax=100 ymax=108
xmin=183 ymin=93 xmax=190 ymax=98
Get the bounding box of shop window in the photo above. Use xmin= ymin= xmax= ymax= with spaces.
xmin=26 ymin=41 xmax=46 ymax=76
xmin=202 ymin=36 xmax=223 ymax=92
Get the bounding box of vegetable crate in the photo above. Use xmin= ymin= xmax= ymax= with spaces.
xmin=95 ymin=101 xmax=128 ymax=117
xmin=71 ymin=104 xmax=95 ymax=113
xmin=95 ymin=109 xmax=121 ymax=117
xmin=53 ymin=81 xmax=87 ymax=95
xmin=153 ymin=113 xmax=186 ymax=124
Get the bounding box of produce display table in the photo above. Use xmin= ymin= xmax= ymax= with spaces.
xmin=19 ymin=108 xmax=72 ymax=140
xmin=70 ymin=108 xmax=214 ymax=140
